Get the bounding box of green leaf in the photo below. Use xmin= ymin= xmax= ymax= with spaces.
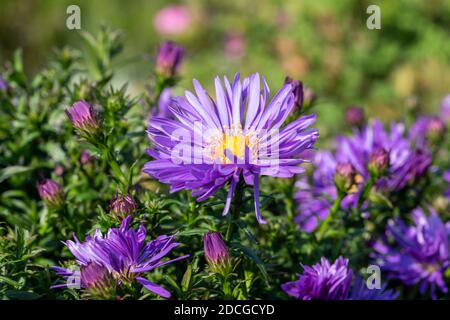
xmin=181 ymin=264 xmax=192 ymax=292
xmin=233 ymin=244 xmax=269 ymax=286
xmin=0 ymin=166 xmax=34 ymax=183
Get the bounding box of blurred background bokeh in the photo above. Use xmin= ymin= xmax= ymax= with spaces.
xmin=1 ymin=0 xmax=449 ymax=138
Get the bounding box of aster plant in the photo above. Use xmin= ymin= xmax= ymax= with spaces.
xmin=144 ymin=73 xmax=318 ymax=224
xmin=52 ymin=216 xmax=189 ymax=299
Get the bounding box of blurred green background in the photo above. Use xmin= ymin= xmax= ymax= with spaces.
xmin=1 ymin=0 xmax=449 ymax=137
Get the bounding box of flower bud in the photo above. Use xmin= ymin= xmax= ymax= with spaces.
xmin=110 ymin=193 xmax=138 ymax=218
xmin=334 ymin=163 xmax=356 ymax=193
xmin=284 ymin=77 xmax=304 ymax=110
xmin=81 ymin=150 xmax=94 ymax=165
xmin=203 ymin=232 xmax=229 ymax=271
xmin=38 ymin=179 xmax=64 ymax=208
xmin=368 ymin=148 xmax=389 ymax=178
xmin=345 ymin=106 xmax=365 ymax=127
xmin=66 ymin=100 xmax=101 ymax=140
xmin=156 ymin=41 xmax=184 ymax=79
xmin=81 ymin=263 xmax=116 ymax=299
xmin=426 ymin=116 xmax=446 ymax=144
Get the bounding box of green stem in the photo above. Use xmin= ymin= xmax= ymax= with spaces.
xmin=357 ymin=176 xmax=375 ymax=210
xmin=316 ymin=191 xmax=344 ymax=241
xmin=225 ymin=181 xmax=244 ymax=242
xmin=100 ymin=144 xmax=128 ymax=190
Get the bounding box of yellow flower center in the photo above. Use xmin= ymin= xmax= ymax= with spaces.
xmin=204 ymin=124 xmax=259 ymax=164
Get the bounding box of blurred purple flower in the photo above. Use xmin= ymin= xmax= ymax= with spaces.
xmin=156 ymin=41 xmax=185 ymax=78
xmin=345 ymin=106 xmax=365 ymax=127
xmin=224 ymin=32 xmax=246 ymax=60
xmin=282 ymin=257 xmax=353 ymax=300
xmin=296 ymin=120 xmax=432 ymax=232
xmin=0 ymin=76 xmax=7 ymax=91
xmin=52 ymin=216 xmax=189 ymax=298
xmin=154 ymin=5 xmax=193 ymax=35
xmin=81 ymin=150 xmax=94 ymax=165
xmin=144 ymin=73 xmax=318 ymax=224
xmin=373 ymin=207 xmax=450 ymax=299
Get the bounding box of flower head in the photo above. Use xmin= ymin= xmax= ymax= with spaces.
xmin=368 ymin=148 xmax=389 ymax=177
xmin=38 ymin=179 xmax=64 ymax=207
xmin=334 ymin=162 xmax=356 ymax=193
xmin=203 ymin=232 xmax=229 ymax=271
xmin=66 ymin=100 xmax=101 ymax=139
xmin=109 ymin=193 xmax=138 ymax=218
xmin=144 ymin=73 xmax=318 ymax=224
xmin=156 ymin=41 xmax=185 ymax=78
xmin=348 ymin=275 xmax=399 ymax=300
xmin=52 ymin=216 xmax=189 ymax=298
xmin=282 ymin=257 xmax=353 ymax=300
xmin=295 ymin=120 xmax=431 ymax=232
xmin=373 ymin=207 xmax=450 ymax=299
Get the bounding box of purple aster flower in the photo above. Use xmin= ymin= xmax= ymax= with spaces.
xmin=144 ymin=73 xmax=318 ymax=224
xmin=410 ymin=115 xmax=446 ymax=147
xmin=109 ymin=193 xmax=138 ymax=218
xmin=284 ymin=77 xmax=304 ymax=110
xmin=348 ymin=275 xmax=399 ymax=300
xmin=52 ymin=216 xmax=189 ymax=298
xmin=440 ymin=94 xmax=450 ymax=123
xmin=296 ymin=120 xmax=431 ymax=232
xmin=155 ymin=41 xmax=185 ymax=78
xmin=203 ymin=232 xmax=229 ymax=270
xmin=373 ymin=207 xmax=450 ymax=299
xmin=66 ymin=100 xmax=101 ymax=139
xmin=38 ymin=179 xmax=64 ymax=207
xmin=282 ymin=257 xmax=353 ymax=300
xmin=345 ymin=106 xmax=365 ymax=127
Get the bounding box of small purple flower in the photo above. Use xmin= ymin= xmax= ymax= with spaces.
xmin=203 ymin=232 xmax=229 ymax=270
xmin=284 ymin=77 xmax=303 ymax=109
xmin=373 ymin=207 xmax=450 ymax=299
xmin=66 ymin=100 xmax=100 ymax=138
xmin=282 ymin=257 xmax=353 ymax=300
xmin=348 ymin=275 xmax=399 ymax=300
xmin=153 ymin=5 xmax=192 ymax=35
xmin=52 ymin=216 xmax=189 ymax=298
xmin=345 ymin=106 xmax=365 ymax=127
xmin=110 ymin=193 xmax=138 ymax=218
xmin=155 ymin=41 xmax=185 ymax=78
xmin=38 ymin=179 xmax=64 ymax=207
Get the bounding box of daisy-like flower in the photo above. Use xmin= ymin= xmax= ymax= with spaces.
xmin=295 ymin=120 xmax=432 ymax=232
xmin=144 ymin=73 xmax=318 ymax=224
xmin=373 ymin=207 xmax=450 ymax=299
xmin=52 ymin=216 xmax=189 ymax=298
xmin=282 ymin=256 xmax=353 ymax=300
xmin=348 ymin=275 xmax=399 ymax=300
xmin=282 ymin=257 xmax=399 ymax=300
